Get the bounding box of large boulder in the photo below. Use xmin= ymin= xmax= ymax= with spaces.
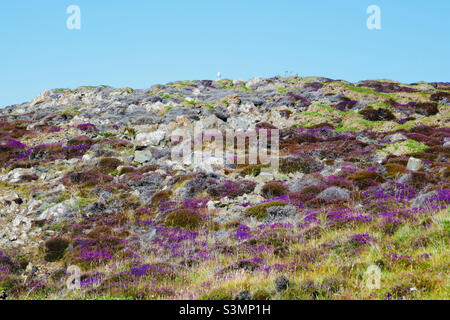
xmin=135 ymin=130 xmax=166 ymax=147
xmin=317 ymin=186 xmax=350 ymax=201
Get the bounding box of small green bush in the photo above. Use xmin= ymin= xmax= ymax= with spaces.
xmin=261 ymin=182 xmax=288 ymax=199
xmin=247 ymin=201 xmax=287 ymax=220
xmin=165 ymin=209 xmax=203 ymax=230
xmin=44 ymin=237 xmax=70 ymax=262
xmin=347 ymin=170 xmax=385 ymax=190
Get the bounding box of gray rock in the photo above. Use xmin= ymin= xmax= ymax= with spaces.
xmin=163 ymin=107 xmax=200 ymax=123
xmin=288 ymin=174 xmax=324 ymax=193
xmin=317 ymin=187 xmax=350 ymax=201
xmin=180 ymin=172 xmax=218 ymax=200
xmin=384 ymin=133 xmax=407 ymax=143
xmin=228 ymin=116 xmax=251 ymax=130
xmin=199 ymin=114 xmax=226 ymax=130
xmin=135 ymin=130 xmax=166 ymax=147
xmin=397 ymin=173 xmax=412 ymax=184
xmin=274 ymin=275 xmax=290 ymax=292
xmin=141 ymin=228 xmax=158 ymax=243
xmin=407 ymin=157 xmax=422 ymax=172
xmin=234 ymin=290 xmax=252 ymax=300
xmin=134 ymin=149 xmax=153 ymax=163
xmin=38 ymin=203 xmax=70 ymax=221
xmin=129 ymin=173 xmax=164 ymax=189
xmin=411 ymin=191 xmax=438 ymax=208
xmin=3 ymin=168 xmax=38 ymax=184
xmin=246 ymin=77 xmax=263 ymax=90
xmin=266 ymin=205 xmax=297 ymax=218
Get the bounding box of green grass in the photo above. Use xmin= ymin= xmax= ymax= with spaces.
xmin=404 ymin=139 xmax=428 ymax=152
xmin=346 ymin=85 xmax=391 ymax=98
xmin=335 ymin=123 xmax=359 ymax=133
xmin=302 ymin=111 xmax=327 ymax=118
xmin=185 ymin=100 xmax=197 ymax=106
xmin=370 ymin=102 xmax=393 ymax=110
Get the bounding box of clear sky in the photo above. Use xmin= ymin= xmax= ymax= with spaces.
xmin=1 ymin=0 xmax=449 ymax=107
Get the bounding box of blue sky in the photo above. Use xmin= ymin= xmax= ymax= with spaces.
xmin=1 ymin=0 xmax=449 ymax=107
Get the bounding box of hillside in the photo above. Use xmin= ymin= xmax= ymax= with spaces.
xmin=0 ymin=76 xmax=449 ymax=300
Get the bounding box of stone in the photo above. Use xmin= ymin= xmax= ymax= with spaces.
xmin=224 ymin=94 xmax=241 ymax=105
xmin=207 ymin=200 xmax=216 ymax=210
xmin=0 ymin=75 xmax=448 ymax=298
xmin=407 ymin=157 xmax=422 ymax=172
xmin=192 ymin=154 xmax=224 ymax=173
xmin=317 ymin=187 xmax=350 ymax=201
xmin=228 ymin=117 xmax=251 ymax=130
xmin=246 ymin=77 xmax=262 ymax=90
xmin=38 ymin=203 xmax=69 ymax=221
xmin=176 ymin=116 xmax=192 ymax=127
xmin=288 ymin=174 xmax=324 ymax=193
xmin=274 ymin=275 xmax=290 ymax=292
xmin=411 ymin=191 xmax=438 ymax=208
xmin=135 ymin=130 xmax=166 ymax=147
xmin=234 ymin=290 xmax=252 ymax=300
xmin=266 ymin=205 xmax=297 ymax=218
xmin=199 ymin=114 xmax=226 ymax=130
xmin=12 ymin=215 xmax=32 ymax=231
xmin=131 ymin=190 xmax=140 ymax=197
xmin=373 ymin=151 xmax=388 ymax=164
xmin=134 ymin=149 xmax=153 ymax=163
xmin=140 ymin=228 xmax=158 ymax=245
xmin=385 ymin=133 xmax=407 ymax=143
xmin=254 ymin=172 xmax=274 ymax=183
xmin=2 ymin=168 xmax=37 ymax=184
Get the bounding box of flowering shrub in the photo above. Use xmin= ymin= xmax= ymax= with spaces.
xmin=63 ymin=169 xmax=113 ymax=187
xmin=260 ymin=181 xmax=288 ymax=199
xmin=207 ymin=180 xmax=257 ymax=199
xmin=77 ymin=123 xmax=97 ymax=132
xmin=0 ymin=77 xmax=449 ymax=300
xmin=347 ymin=233 xmax=372 ymax=245
xmin=347 ymin=170 xmax=385 ymax=190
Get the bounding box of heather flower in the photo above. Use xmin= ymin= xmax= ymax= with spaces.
xmin=233 ymin=224 xmax=252 ymax=240
xmin=0 ymin=138 xmax=27 ymax=150
xmin=347 ymin=233 xmax=372 ymax=245
xmin=0 ymin=251 xmax=19 ymax=274
xmin=327 ymin=209 xmax=372 ymax=228
xmin=207 ymin=179 xmax=257 ymax=199
xmin=77 ymin=248 xmax=113 ymax=263
xmin=424 ymin=189 xmax=450 ymax=205
xmin=384 ymin=285 xmax=414 ymax=300
xmin=77 ymin=123 xmax=97 ymax=132
xmin=63 ymin=144 xmax=90 ymax=158
xmin=80 ymin=274 xmax=104 ymax=289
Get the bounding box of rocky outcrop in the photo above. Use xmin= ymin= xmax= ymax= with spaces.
xmin=0 ymin=76 xmax=448 ymax=300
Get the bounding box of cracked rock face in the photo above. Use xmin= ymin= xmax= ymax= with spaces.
xmin=0 ymin=76 xmax=449 ymax=300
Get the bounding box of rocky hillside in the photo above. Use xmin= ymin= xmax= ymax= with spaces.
xmin=0 ymin=77 xmax=449 ymax=300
